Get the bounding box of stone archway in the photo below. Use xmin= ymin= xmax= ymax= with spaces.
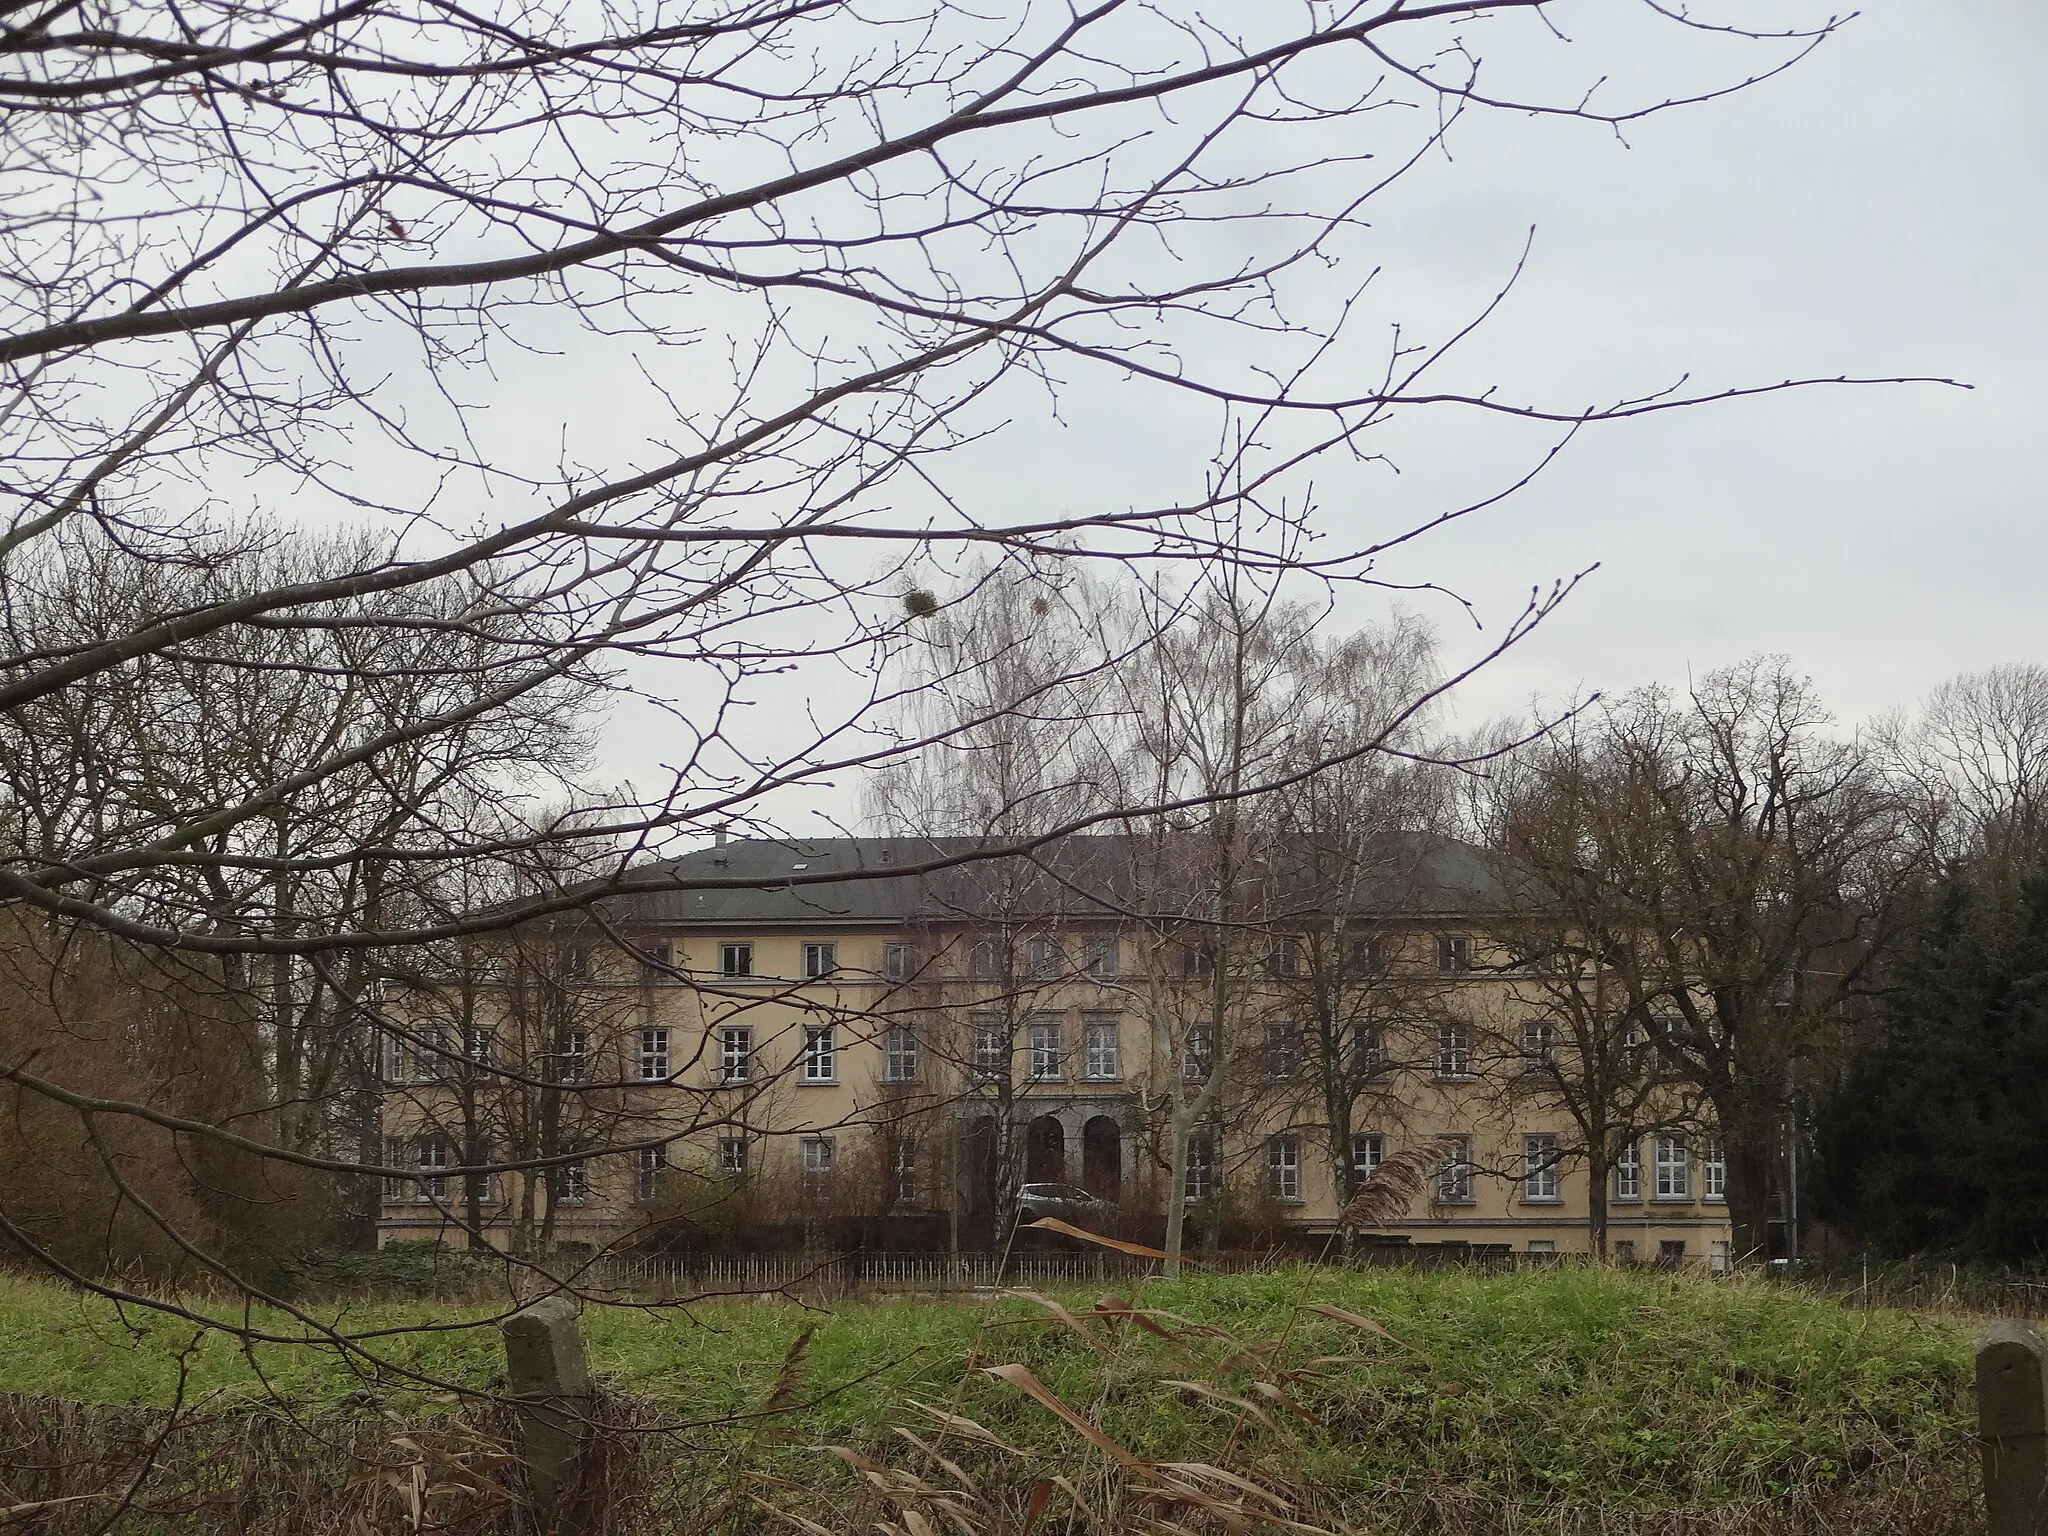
xmin=1081 ymin=1115 xmax=1122 ymax=1203
xmin=1025 ymin=1114 xmax=1066 ymax=1184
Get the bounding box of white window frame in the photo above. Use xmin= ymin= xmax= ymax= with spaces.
xmin=1351 ymin=1024 xmax=1387 ymax=1075
xmin=1653 ymin=1134 xmax=1691 ymax=1201
xmin=969 ymin=940 xmax=1002 ymax=979
xmin=1027 ymin=1016 xmax=1063 ymax=1080
xmin=802 ymin=1024 xmax=836 ymax=1083
xmin=1266 ymin=940 xmax=1303 ymax=978
xmin=719 ymin=942 xmax=753 ymax=978
xmin=382 ymin=1137 xmax=411 ymax=1202
xmin=556 ymin=1159 xmax=588 ymax=1206
xmin=1181 ymin=1022 xmax=1214 ymax=1081
xmin=463 ymin=1024 xmax=493 ymax=1068
xmin=1527 ymin=1239 xmax=1557 ymax=1256
xmin=890 ymin=1138 xmax=919 ymax=1206
xmin=1263 ymin=1020 xmax=1300 ymax=1080
xmin=716 ymin=1137 xmax=748 ymax=1178
xmin=1266 ymin=1135 xmax=1302 ymax=1203
xmin=1521 ymin=1133 xmax=1561 ymax=1202
xmin=1701 ymin=1135 xmax=1726 ymax=1201
xmin=1435 ymin=1135 xmax=1474 ymax=1203
xmin=1613 ymin=1138 xmax=1642 ymax=1202
xmin=413 ymin=1026 xmax=449 ymax=1083
xmin=883 ymin=942 xmax=918 ymax=983
xmin=1081 ymin=935 xmax=1119 ymax=979
xmin=638 ymin=1027 xmax=670 ymax=1081
xmin=559 ymin=1028 xmax=590 ymax=1083
xmin=1081 ymin=1015 xmax=1120 ymax=1080
xmin=1437 ymin=934 xmax=1471 ymax=973
xmin=1351 ymin=1132 xmax=1385 ymax=1183
xmin=1184 ymin=1135 xmax=1217 ymax=1203
xmin=1027 ymin=936 xmax=1061 ymax=979
xmin=635 ymin=1143 xmax=668 ymax=1201
xmin=802 ymin=941 xmax=837 ymax=979
xmin=717 ymin=1025 xmax=752 ymax=1084
xmin=1520 ymin=1019 xmax=1557 ymax=1068
xmin=801 ymin=1136 xmax=835 ymax=1201
xmin=418 ymin=1136 xmax=452 ymax=1202
xmin=969 ymin=1014 xmax=1005 ymax=1077
xmin=883 ymin=1026 xmax=919 ymax=1083
xmin=1434 ymin=1021 xmax=1473 ymax=1080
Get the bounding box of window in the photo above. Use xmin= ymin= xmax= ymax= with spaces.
xmin=1519 ymin=1019 xmax=1557 ymax=1069
xmin=1709 ymin=1239 xmax=1732 ymax=1275
xmin=883 ymin=943 xmax=918 ymax=983
xmin=1434 ymin=1022 xmax=1473 ymax=1080
xmin=463 ymin=1025 xmax=494 ymax=1069
xmin=1266 ymin=1135 xmax=1302 ymax=1202
xmin=1651 ymin=1015 xmax=1687 ymax=1073
xmin=413 ymin=1026 xmax=449 ymax=1082
xmin=1080 ymin=934 xmax=1119 ymax=979
xmin=1435 ymin=1136 xmax=1474 ymax=1203
xmin=1657 ymin=1239 xmax=1687 ymax=1268
xmin=643 ymin=939 xmax=673 ymax=976
xmin=1027 ymin=1016 xmax=1062 ymax=1080
xmin=719 ymin=942 xmax=753 ymax=978
xmin=1262 ymin=1019 xmax=1300 ymax=1079
xmin=1701 ymin=1136 xmax=1726 ymax=1201
xmin=1345 ymin=938 xmax=1381 ymax=978
xmin=802 ymin=1025 xmax=836 ymax=1082
xmin=717 ymin=1025 xmax=752 ymax=1083
xmin=969 ymin=940 xmax=1002 ymax=979
xmin=883 ymin=1027 xmax=920 ymax=1083
xmin=801 ymin=1137 xmax=835 ymax=1201
xmin=635 ymin=1144 xmax=668 ymax=1201
xmin=1522 ymin=1133 xmax=1561 ymax=1202
xmin=1027 ymin=936 xmax=1061 ymax=979
xmin=1351 ymin=1133 xmax=1385 ymax=1184
xmin=1619 ymin=1019 xmax=1646 ymax=1075
xmin=1179 ymin=942 xmax=1214 ymax=979
xmin=716 ymin=1137 xmax=748 ymax=1178
xmin=1653 ymin=1135 xmax=1691 ymax=1200
xmin=1527 ymin=1240 xmax=1556 ymax=1256
xmin=1081 ymin=1014 xmax=1120 ymax=1080
xmin=1184 ymin=1135 xmax=1217 ymax=1203
xmin=802 ymin=942 xmax=837 ymax=979
xmin=1613 ymin=1239 xmax=1637 ymax=1263
xmin=970 ymin=1014 xmax=1006 ymax=1077
xmin=383 ymin=1033 xmax=408 ymax=1084
xmin=555 ymin=1159 xmax=588 ymax=1206
xmin=563 ymin=946 xmax=591 ymax=980
xmin=1436 ymin=935 xmax=1471 ymax=973
xmin=418 ymin=1136 xmax=451 ymax=1202
xmin=638 ymin=1027 xmax=670 ymax=1081
xmin=1181 ymin=1022 xmax=1214 ymax=1081
xmin=463 ymin=1141 xmax=494 ymax=1204
xmin=558 ymin=1028 xmax=590 ymax=1083
xmin=382 ymin=1137 xmax=411 ymax=1202
xmin=1266 ymin=940 xmax=1303 ymax=978
xmin=1350 ymin=1024 xmax=1387 ymax=1075
xmin=1612 ymin=1139 xmax=1641 ymax=1201
xmin=890 ymin=1139 xmax=920 ymax=1206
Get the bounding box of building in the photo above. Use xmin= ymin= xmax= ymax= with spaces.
xmin=377 ymin=834 xmax=1732 ymax=1266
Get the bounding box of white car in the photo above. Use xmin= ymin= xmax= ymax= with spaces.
xmin=1015 ymin=1182 xmax=1114 ymax=1225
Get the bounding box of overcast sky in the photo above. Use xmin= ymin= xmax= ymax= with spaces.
xmin=583 ymin=3 xmax=2048 ymax=825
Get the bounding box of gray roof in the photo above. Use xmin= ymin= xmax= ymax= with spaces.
xmin=603 ymin=832 xmax=1506 ymax=929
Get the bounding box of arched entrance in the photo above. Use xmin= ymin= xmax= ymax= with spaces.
xmin=1081 ymin=1115 xmax=1122 ymax=1203
xmin=1025 ymin=1115 xmax=1066 ymax=1184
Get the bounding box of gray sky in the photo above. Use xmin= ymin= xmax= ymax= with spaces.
xmin=587 ymin=3 xmax=2048 ymax=821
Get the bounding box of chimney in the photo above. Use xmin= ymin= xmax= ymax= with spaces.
xmin=714 ymin=826 xmax=728 ymax=848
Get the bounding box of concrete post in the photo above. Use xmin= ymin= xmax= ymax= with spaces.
xmin=1979 ymin=1320 xmax=2048 ymax=1536
xmin=502 ymin=1294 xmax=592 ymax=1533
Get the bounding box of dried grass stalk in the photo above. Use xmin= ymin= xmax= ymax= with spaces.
xmin=1338 ymin=1141 xmax=1453 ymax=1230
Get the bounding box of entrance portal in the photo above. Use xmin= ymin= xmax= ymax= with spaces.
xmin=1081 ymin=1115 xmax=1122 ymax=1203
xmin=1024 ymin=1115 xmax=1066 ymax=1184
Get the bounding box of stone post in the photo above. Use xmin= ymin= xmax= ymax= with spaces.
xmin=502 ymin=1294 xmax=592 ymax=1534
xmin=1980 ymin=1320 xmax=2048 ymax=1536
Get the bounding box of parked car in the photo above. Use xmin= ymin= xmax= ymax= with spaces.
xmin=1014 ymin=1182 xmax=1114 ymax=1226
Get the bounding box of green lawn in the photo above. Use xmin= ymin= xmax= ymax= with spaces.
xmin=0 ymin=1262 xmax=1978 ymax=1520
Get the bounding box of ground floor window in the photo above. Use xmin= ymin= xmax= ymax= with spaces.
xmin=1266 ymin=1134 xmax=1302 ymax=1203
xmin=801 ymin=1137 xmax=835 ymax=1202
xmin=636 ymin=1143 xmax=669 ymax=1201
xmin=1184 ymin=1135 xmax=1216 ymax=1204
xmin=1435 ymin=1135 xmax=1474 ymax=1203
xmin=1521 ymin=1133 xmax=1561 ymax=1202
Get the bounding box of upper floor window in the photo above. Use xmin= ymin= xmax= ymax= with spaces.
xmin=638 ymin=1027 xmax=670 ymax=1081
xmin=1522 ymin=1133 xmax=1561 ymax=1202
xmin=635 ymin=1143 xmax=669 ymax=1201
xmin=719 ymin=942 xmax=754 ymax=978
xmin=410 ymin=1026 xmax=449 ymax=1083
xmin=463 ymin=1025 xmax=494 ymax=1069
xmin=802 ymin=942 xmax=837 ymax=979
xmin=1434 ymin=1021 xmax=1473 ymax=1080
xmin=1266 ymin=940 xmax=1304 ymax=979
xmin=1179 ymin=941 xmax=1215 ymax=980
xmin=1701 ymin=1136 xmax=1727 ymax=1202
xmin=1436 ymin=935 xmax=1471 ymax=973
xmin=1181 ymin=1022 xmax=1214 ymax=1081
xmin=883 ymin=1027 xmax=920 ymax=1083
xmin=1435 ymin=1135 xmax=1475 ymax=1203
xmin=1266 ymin=1134 xmax=1302 ymax=1202
xmin=1651 ymin=1015 xmax=1688 ymax=1073
xmin=969 ymin=940 xmax=1002 ymax=979
xmin=802 ymin=1025 xmax=836 ymax=1082
xmin=1351 ymin=1023 xmax=1388 ymax=1076
xmin=1653 ymin=1134 xmax=1691 ymax=1200
xmin=717 ymin=1137 xmax=749 ymax=1178
xmin=1520 ymin=1019 xmax=1558 ymax=1069
xmin=1081 ymin=1014 xmax=1120 ymax=1080
xmin=1345 ymin=938 xmax=1382 ymax=979
xmin=1351 ymin=1132 xmax=1385 ymax=1183
xmin=1184 ymin=1134 xmax=1217 ymax=1204
xmin=1613 ymin=1138 xmax=1642 ymax=1201
xmin=1079 ymin=934 xmax=1119 ymax=979
xmin=418 ymin=1135 xmax=452 ymax=1203
xmin=969 ymin=1013 xmax=1006 ymax=1078
xmin=1027 ymin=936 xmax=1062 ymax=980
xmin=1262 ymin=1019 xmax=1300 ymax=1080
xmin=555 ymin=1158 xmax=589 ymax=1206
xmin=717 ymin=1025 xmax=752 ymax=1084
xmin=883 ymin=942 xmax=918 ymax=983
xmin=1027 ymin=1016 xmax=1063 ymax=1080
xmin=558 ymin=1028 xmax=590 ymax=1083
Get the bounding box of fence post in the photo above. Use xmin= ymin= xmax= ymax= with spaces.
xmin=502 ymin=1294 xmax=592 ymax=1535
xmin=1980 ymin=1320 xmax=2048 ymax=1536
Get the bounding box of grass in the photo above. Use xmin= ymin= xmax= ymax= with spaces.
xmin=0 ymin=1262 xmax=1979 ymax=1523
